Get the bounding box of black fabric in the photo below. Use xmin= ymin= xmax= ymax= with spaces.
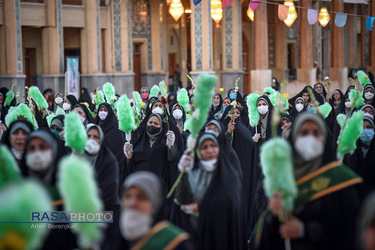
xmin=79 ymin=87 xmax=95 ymax=111
xmin=210 ymin=93 xmax=223 ymax=115
xmin=74 ymin=103 xmax=95 ymax=124
xmin=95 ymin=103 xmax=126 ymax=194
xmin=249 ymin=95 xmax=274 ymax=145
xmin=288 ymin=86 xmax=324 ymax=110
xmin=65 ymin=95 xmax=78 ymax=108
xmin=277 ymin=114 xmax=294 ymax=136
xmin=314 ymin=82 xmax=327 ymax=102
xmin=344 ymin=138 xmax=375 ymax=203
xmin=329 ymin=89 xmax=345 ymax=114
xmin=289 ymin=99 xmax=306 ymax=120
xmin=145 ymin=96 xmax=159 ymax=114
xmin=221 ymin=105 xmax=259 ymax=237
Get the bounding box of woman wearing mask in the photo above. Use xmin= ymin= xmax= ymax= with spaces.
xmin=54 ymin=93 xmax=64 ymax=111
xmin=330 ymin=89 xmax=344 ymax=114
xmin=250 ymin=95 xmax=274 ymax=145
xmin=73 ymin=103 xmax=95 ymax=126
xmin=2 ymin=120 xmax=34 ymax=165
xmin=361 ymin=104 xmax=375 ymax=120
xmin=84 ymin=124 xmax=121 ymax=250
xmin=95 ymin=102 xmax=126 ymax=193
xmin=173 ymin=133 xmax=247 ymax=250
xmin=169 ymin=102 xmax=187 ymax=147
xmin=211 ymin=93 xmax=223 ymax=120
xmin=140 ymin=87 xmax=149 ymax=103
xmin=63 ymin=95 xmax=78 ymax=113
xmin=258 ymin=112 xmax=361 ymax=250
xmin=344 ymin=116 xmax=375 ymax=202
xmin=118 ymin=171 xmax=193 ymax=249
xmin=363 ymin=85 xmax=375 ymax=105
xmin=290 ymin=97 xmax=306 ymax=119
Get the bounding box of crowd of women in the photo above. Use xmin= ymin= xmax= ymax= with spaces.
xmin=0 ymin=74 xmax=375 ymax=250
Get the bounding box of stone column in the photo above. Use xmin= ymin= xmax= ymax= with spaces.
xmin=297 ymin=0 xmax=316 ymax=88
xmin=221 ymin=0 xmax=244 ymax=93
xmin=330 ymin=0 xmax=348 ymax=91
xmin=0 ymin=0 xmax=26 ymax=95
xmin=250 ymin=3 xmax=271 ymax=92
xmin=41 ymin=0 xmax=64 ymax=93
xmin=273 ymin=7 xmax=287 ymax=84
xmin=179 ymin=13 xmax=188 ymax=87
xmin=189 ymin=0 xmax=215 ymax=83
xmin=369 ymin=0 xmax=375 ymax=74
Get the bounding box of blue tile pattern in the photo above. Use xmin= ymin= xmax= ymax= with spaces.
xmin=113 ymin=0 xmax=122 ymax=71
xmin=194 ymin=3 xmax=202 ymax=70
xmin=224 ymin=6 xmax=232 ymax=68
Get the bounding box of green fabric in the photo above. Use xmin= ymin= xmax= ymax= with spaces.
xmin=294 ymin=164 xmax=360 ymax=208
xmin=140 ymin=222 xmax=185 ymax=250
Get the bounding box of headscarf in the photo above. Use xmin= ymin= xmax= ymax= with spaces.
xmin=211 ymin=93 xmax=223 ymax=115
xmin=258 ymin=95 xmax=273 ymax=139
xmin=79 ymin=87 xmax=95 ymax=111
xmin=74 ymin=103 xmax=95 ymax=125
xmin=50 ymin=115 xmax=65 ymax=131
xmin=169 ymin=103 xmax=186 ymax=129
xmin=357 ymin=192 xmax=375 ymax=250
xmin=54 ymin=92 xmax=64 ymax=111
xmin=84 ymin=124 xmax=104 ymax=166
xmin=146 ymin=114 xmax=163 ymax=148
xmin=314 ymin=82 xmax=327 ymax=103
xmin=64 ymin=95 xmax=78 ymax=111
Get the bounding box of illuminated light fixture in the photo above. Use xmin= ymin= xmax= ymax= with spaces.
xmin=185 ymin=9 xmax=192 ymax=14
xmin=283 ymin=1 xmax=297 ymax=28
xmin=247 ymin=5 xmax=254 ymax=21
xmin=318 ymin=7 xmax=330 ymax=27
xmin=169 ymin=0 xmax=184 ymax=22
xmin=211 ymin=0 xmax=223 ymax=24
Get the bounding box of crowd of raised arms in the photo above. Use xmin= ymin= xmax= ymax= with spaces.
xmin=0 ymin=71 xmax=375 ymax=250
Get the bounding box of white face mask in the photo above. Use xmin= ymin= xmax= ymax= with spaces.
xmin=63 ymin=103 xmax=71 ymax=111
xmin=364 ymin=112 xmax=374 ymax=120
xmin=120 ymin=209 xmax=153 ymax=241
xmin=257 ymin=105 xmax=269 ymax=115
xmin=98 ymin=111 xmax=108 ymax=120
xmin=295 ymin=135 xmax=324 ymax=161
xmin=345 ymin=102 xmax=351 ymax=108
xmin=200 ymin=158 xmax=217 ymax=172
xmin=11 ymin=147 xmax=23 ymax=160
xmin=85 ymin=139 xmax=100 ymax=155
xmin=173 ymin=109 xmax=183 ymax=120
xmin=26 ymin=149 xmax=53 ymax=171
xmin=55 ymin=97 xmax=63 ymax=104
xmin=365 ymin=92 xmax=374 ymax=100
xmin=295 ymin=103 xmax=304 ymax=112
xmin=152 ymin=107 xmax=164 ymax=115
xmin=79 ymin=115 xmax=86 ymax=124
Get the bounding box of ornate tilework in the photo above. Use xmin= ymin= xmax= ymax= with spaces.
xmin=15 ymin=0 xmax=22 ymax=72
xmin=57 ymin=0 xmax=64 ymax=73
xmin=238 ymin=0 xmax=242 ymax=69
xmin=194 ymin=4 xmax=202 ymax=70
xmin=113 ymin=0 xmax=122 ymax=71
xmin=224 ymin=6 xmax=232 ymax=69
xmin=268 ymin=25 xmax=275 ymax=68
xmin=208 ymin=2 xmax=212 ymax=70
xmin=96 ymin=0 xmax=101 ymax=71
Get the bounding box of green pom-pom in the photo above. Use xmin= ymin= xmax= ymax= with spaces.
xmin=337 ymin=114 xmax=346 ymax=128
xmin=247 ymin=93 xmax=260 ymax=127
xmin=319 ymin=102 xmax=332 ymax=119
xmin=5 ymin=104 xmax=38 ymax=130
xmin=46 ymin=114 xmax=56 ymax=128
xmin=0 ymin=180 xmax=52 ymax=250
xmin=356 ymin=71 xmax=371 ymax=89
xmin=55 ymin=107 xmax=65 ymax=116
xmin=159 ymin=81 xmax=167 ymax=97
xmin=131 ymin=104 xmax=142 ymax=128
xmin=64 ymin=112 xmax=87 ymax=155
xmin=58 ymin=155 xmax=104 ymax=248
xmin=189 ymin=74 xmax=217 ymax=140
xmin=260 ymin=138 xmax=297 ymax=212
xmin=28 ymin=86 xmax=48 ymax=110
xmin=150 ymin=85 xmax=160 ymax=98
xmin=117 ymin=95 xmax=135 ymax=141
xmin=4 ymin=90 xmax=14 ymax=107
xmin=349 ymin=89 xmax=365 ymax=109
xmin=177 ymin=88 xmax=189 ymax=111
xmin=132 ymin=91 xmax=142 ymax=108
xmin=337 ymin=111 xmax=364 ymax=159
xmin=103 ymin=82 xmax=116 ymax=107
xmin=264 ymin=87 xmax=277 ymax=96
xmin=0 ymin=146 xmax=21 ymax=189
xmin=95 ymin=90 xmax=105 ymax=110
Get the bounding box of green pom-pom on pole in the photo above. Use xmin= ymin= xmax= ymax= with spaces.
xmin=260 ymin=138 xmax=297 ymax=212
xmin=356 ymin=71 xmax=371 ymax=89
xmin=64 ymin=112 xmax=87 ymax=155
xmin=117 ymin=94 xmax=136 ymax=142
xmin=95 ymin=90 xmax=105 ymax=110
xmin=247 ymin=93 xmax=260 ymax=127
xmin=58 ymin=155 xmax=104 ymax=248
xmin=0 ymin=180 xmax=52 ymax=250
xmin=0 ymin=145 xmax=21 ymax=189
xmin=149 ymin=85 xmax=160 ymax=98
xmin=28 ymin=86 xmax=48 ymax=110
xmin=103 ymin=82 xmax=116 ymax=107
xmin=319 ymin=103 xmax=332 ymax=119
xmin=4 ymin=90 xmax=14 ymax=107
xmin=337 ymin=110 xmax=364 ymax=160
xmin=55 ymin=107 xmax=65 ymax=116
xmin=159 ymin=80 xmax=167 ymax=97
xmin=132 ymin=91 xmax=142 ymax=108
xmin=177 ymin=88 xmax=189 ymax=112
xmin=46 ymin=114 xmax=56 ymax=128
xmin=349 ymin=89 xmax=364 ymax=108
xmin=5 ymin=104 xmax=38 ymax=130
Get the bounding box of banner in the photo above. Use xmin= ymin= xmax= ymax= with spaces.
xmin=65 ymin=57 xmax=80 ymax=98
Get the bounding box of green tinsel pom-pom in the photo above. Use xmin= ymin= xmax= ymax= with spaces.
xmin=159 ymin=81 xmax=167 ymax=97
xmin=117 ymin=95 xmax=136 ymax=141
xmin=55 ymin=107 xmax=65 ymax=116
xmin=349 ymin=89 xmax=365 ymax=108
xmin=260 ymin=138 xmax=297 ymax=212
xmin=337 ymin=111 xmax=364 ymax=159
xmin=150 ymin=85 xmax=160 ymax=98
xmin=0 ymin=180 xmax=52 ymax=250
xmin=103 ymin=82 xmax=116 ymax=107
xmin=4 ymin=90 xmax=14 ymax=107
xmin=95 ymin=90 xmax=105 ymax=110
xmin=356 ymin=71 xmax=371 ymax=89
xmin=177 ymin=88 xmax=189 ymax=112
xmin=319 ymin=102 xmax=332 ymax=119
xmin=28 ymin=86 xmax=48 ymax=110
xmin=64 ymin=112 xmax=87 ymax=155
xmin=46 ymin=114 xmax=56 ymax=128
xmin=5 ymin=104 xmax=38 ymax=130
xmin=0 ymin=146 xmax=21 ymax=189
xmin=247 ymin=93 xmax=260 ymax=127
xmin=336 ymin=114 xmax=346 ymax=128
xmin=132 ymin=91 xmax=142 ymax=108
xmin=58 ymin=155 xmax=104 ymax=248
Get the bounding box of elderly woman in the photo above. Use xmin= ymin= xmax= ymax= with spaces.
xmin=173 ymin=132 xmax=246 ymax=250
xmin=258 ymin=112 xmax=361 ymax=250
xmin=2 ymin=120 xmax=34 ymax=165
xmin=118 ymin=171 xmax=192 ymax=249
